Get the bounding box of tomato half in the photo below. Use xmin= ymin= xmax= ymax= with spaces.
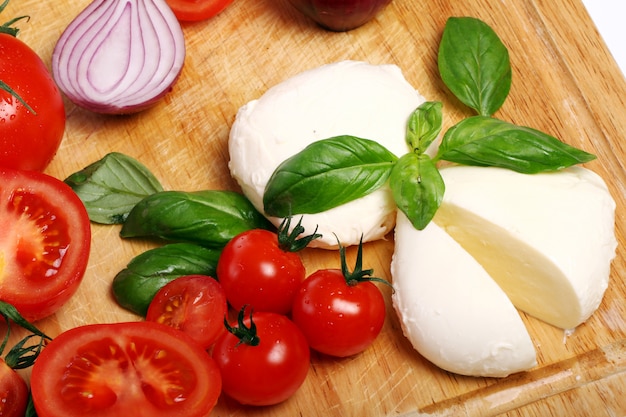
xmin=31 ymin=321 xmax=222 ymax=417
xmin=146 ymin=274 xmax=228 ymax=349
xmin=217 ymin=229 xmax=306 ymax=315
xmin=165 ymin=0 xmax=234 ymax=22
xmin=0 ymin=33 xmax=65 ymax=172
xmin=0 ymin=168 xmax=90 ymax=322
xmin=291 ymin=268 xmax=386 ymax=357
xmin=212 ymin=310 xmax=310 ymax=406
xmin=0 ymin=358 xmax=28 ymax=417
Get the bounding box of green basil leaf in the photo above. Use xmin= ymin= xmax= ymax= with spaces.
xmin=120 ymin=190 xmax=273 ymax=248
xmin=112 ymin=243 xmax=220 ymax=316
xmin=438 ymin=16 xmax=511 ymax=116
xmin=406 ymin=101 xmax=443 ymax=153
xmin=389 ymin=153 xmax=444 ymax=230
xmin=436 ymin=116 xmax=596 ymax=173
xmin=263 ymin=135 xmax=398 ymax=217
xmin=65 ymin=152 xmax=163 ymax=224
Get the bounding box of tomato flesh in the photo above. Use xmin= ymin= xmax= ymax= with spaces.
xmin=0 ymin=168 xmax=90 ymax=321
xmin=31 ymin=322 xmax=222 ymax=417
xmin=165 ymin=0 xmax=234 ymax=21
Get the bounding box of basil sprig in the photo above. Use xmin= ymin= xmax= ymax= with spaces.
xmin=263 ymin=16 xmax=596 ymax=230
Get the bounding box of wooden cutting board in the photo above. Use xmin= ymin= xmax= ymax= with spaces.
xmin=5 ymin=0 xmax=626 ymax=415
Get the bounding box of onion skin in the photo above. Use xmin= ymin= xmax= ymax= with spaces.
xmin=286 ymin=0 xmax=393 ymax=32
xmin=52 ymin=0 xmax=186 ymax=114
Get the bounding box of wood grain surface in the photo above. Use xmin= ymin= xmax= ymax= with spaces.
xmin=4 ymin=0 xmax=626 ymax=416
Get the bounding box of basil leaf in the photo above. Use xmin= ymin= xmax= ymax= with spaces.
xmin=406 ymin=101 xmax=443 ymax=153
xmin=436 ymin=116 xmax=596 ymax=173
xmin=65 ymin=152 xmax=163 ymax=224
xmin=438 ymin=16 xmax=511 ymax=116
xmin=389 ymin=153 xmax=444 ymax=230
xmin=112 ymin=243 xmax=220 ymax=316
xmin=263 ymin=135 xmax=398 ymax=217
xmin=121 ymin=190 xmax=273 ymax=248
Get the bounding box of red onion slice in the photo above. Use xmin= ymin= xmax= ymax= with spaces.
xmin=52 ymin=0 xmax=186 ymax=114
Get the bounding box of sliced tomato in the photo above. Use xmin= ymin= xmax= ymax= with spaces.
xmin=0 ymin=358 xmax=28 ymax=417
xmin=146 ymin=275 xmax=228 ymax=349
xmin=165 ymin=0 xmax=234 ymax=21
xmin=0 ymin=168 xmax=91 ymax=321
xmin=30 ymin=321 xmax=222 ymax=417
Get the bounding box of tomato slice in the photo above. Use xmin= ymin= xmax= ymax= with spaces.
xmin=0 ymin=168 xmax=91 ymax=321
xmin=165 ymin=0 xmax=234 ymax=22
xmin=31 ymin=321 xmax=222 ymax=417
xmin=146 ymin=275 xmax=228 ymax=349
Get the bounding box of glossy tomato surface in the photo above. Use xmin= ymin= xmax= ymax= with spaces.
xmin=212 ymin=311 xmax=310 ymax=406
xmin=286 ymin=0 xmax=393 ymax=31
xmin=146 ymin=274 xmax=228 ymax=349
xmin=165 ymin=0 xmax=233 ymax=21
xmin=31 ymin=321 xmax=222 ymax=417
xmin=291 ymin=268 xmax=386 ymax=357
xmin=0 ymin=168 xmax=90 ymax=322
xmin=0 ymin=359 xmax=28 ymax=417
xmin=217 ymin=229 xmax=306 ymax=315
xmin=0 ymin=33 xmax=65 ymax=172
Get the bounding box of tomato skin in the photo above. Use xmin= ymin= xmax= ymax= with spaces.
xmin=217 ymin=229 xmax=306 ymax=315
xmin=0 ymin=33 xmax=65 ymax=172
xmin=0 ymin=359 xmax=28 ymax=417
xmin=212 ymin=312 xmax=310 ymax=406
xmin=165 ymin=0 xmax=233 ymax=22
xmin=31 ymin=321 xmax=222 ymax=417
xmin=291 ymin=269 xmax=386 ymax=357
xmin=0 ymin=168 xmax=91 ymax=322
xmin=146 ymin=274 xmax=228 ymax=349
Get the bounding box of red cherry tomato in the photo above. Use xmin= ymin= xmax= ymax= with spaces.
xmin=31 ymin=322 xmax=222 ymax=417
xmin=0 ymin=358 xmax=28 ymax=417
xmin=217 ymin=220 xmax=316 ymax=315
xmin=165 ymin=0 xmax=234 ymax=22
xmin=291 ymin=241 xmax=387 ymax=357
xmin=0 ymin=33 xmax=65 ymax=171
xmin=0 ymin=168 xmax=91 ymax=322
xmin=212 ymin=309 xmax=310 ymax=406
xmin=146 ymin=274 xmax=228 ymax=349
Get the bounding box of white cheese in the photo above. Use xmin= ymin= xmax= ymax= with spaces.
xmin=228 ymin=60 xmax=426 ymax=248
xmin=392 ymin=212 xmax=537 ymax=377
xmin=435 ymin=165 xmax=617 ymax=330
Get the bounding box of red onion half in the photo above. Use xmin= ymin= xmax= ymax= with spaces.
xmin=52 ymin=0 xmax=186 ymax=114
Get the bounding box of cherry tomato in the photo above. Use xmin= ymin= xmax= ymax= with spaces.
xmin=291 ymin=241 xmax=387 ymax=357
xmin=212 ymin=309 xmax=310 ymax=406
xmin=217 ymin=219 xmax=318 ymax=315
xmin=146 ymin=274 xmax=228 ymax=349
xmin=165 ymin=0 xmax=234 ymax=22
xmin=0 ymin=168 xmax=91 ymax=322
xmin=0 ymin=358 xmax=28 ymax=417
xmin=0 ymin=32 xmax=65 ymax=171
xmin=31 ymin=321 xmax=222 ymax=417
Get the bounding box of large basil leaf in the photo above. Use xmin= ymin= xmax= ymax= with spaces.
xmin=263 ymin=135 xmax=399 ymax=217
xmin=65 ymin=152 xmax=163 ymax=224
xmin=121 ymin=190 xmax=273 ymax=248
xmin=406 ymin=101 xmax=443 ymax=152
xmin=389 ymin=153 xmax=444 ymax=230
xmin=436 ymin=116 xmax=596 ymax=173
xmin=112 ymin=243 xmax=220 ymax=316
xmin=438 ymin=17 xmax=511 ymax=116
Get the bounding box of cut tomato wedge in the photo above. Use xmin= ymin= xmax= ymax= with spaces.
xmin=31 ymin=321 xmax=222 ymax=417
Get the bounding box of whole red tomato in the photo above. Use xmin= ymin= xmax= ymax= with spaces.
xmin=212 ymin=309 xmax=310 ymax=406
xmin=286 ymin=0 xmax=393 ymax=31
xmin=0 ymin=28 xmax=65 ymax=172
xmin=291 ymin=240 xmax=387 ymax=357
xmin=217 ymin=217 xmax=319 ymax=315
xmin=0 ymin=358 xmax=28 ymax=417
xmin=165 ymin=0 xmax=234 ymax=22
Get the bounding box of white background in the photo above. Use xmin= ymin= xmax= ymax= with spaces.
xmin=581 ymin=0 xmax=625 ymax=76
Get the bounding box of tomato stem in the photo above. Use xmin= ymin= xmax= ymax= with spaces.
xmin=277 ymin=216 xmax=322 ymax=252
xmin=0 ymin=0 xmax=28 ymax=37
xmin=0 ymin=301 xmax=51 ymax=370
xmin=224 ymin=306 xmax=260 ymax=347
xmin=337 ymin=235 xmax=393 ymax=289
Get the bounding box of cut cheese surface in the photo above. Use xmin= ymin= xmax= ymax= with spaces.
xmin=228 ymin=60 xmax=426 ymax=248
xmin=392 ymin=212 xmax=537 ymax=378
xmin=435 ymin=165 xmax=617 ymax=330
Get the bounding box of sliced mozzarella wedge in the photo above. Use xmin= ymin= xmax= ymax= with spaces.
xmin=392 ymin=213 xmax=537 ymax=377
xmin=435 ymin=165 xmax=617 ymax=330
xmin=228 ymin=60 xmax=426 ymax=248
